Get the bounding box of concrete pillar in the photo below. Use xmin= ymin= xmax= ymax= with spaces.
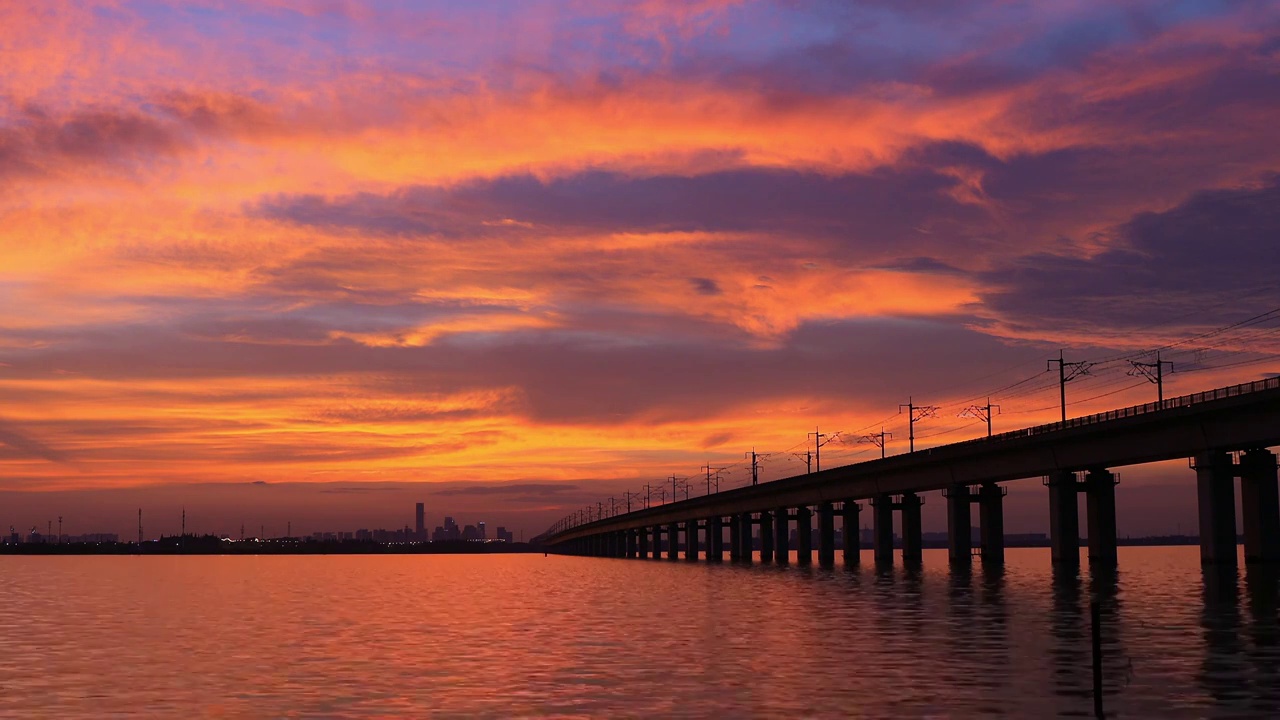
xmin=1240 ymin=449 xmax=1280 ymax=564
xmin=873 ymin=494 xmax=894 ymax=567
xmin=684 ymin=521 xmax=699 ymax=561
xmin=901 ymin=492 xmax=923 ymax=568
xmin=843 ymin=501 xmax=861 ymax=567
xmin=709 ymin=517 xmax=723 ymax=562
xmin=728 ymin=515 xmax=741 ymax=562
xmin=946 ymin=485 xmax=972 ymax=566
xmin=775 ymin=508 xmax=790 ymax=565
xmin=1085 ymin=468 xmax=1118 ymax=567
xmin=796 ymin=506 xmax=813 ymax=566
xmin=668 ymin=522 xmax=679 ymax=560
xmin=1047 ymin=470 xmax=1080 ymax=566
xmin=653 ymin=526 xmax=664 ymax=559
xmin=739 ymin=513 xmax=754 ymax=563
xmin=818 ymin=502 xmax=835 ymax=568
xmin=639 ymin=526 xmax=649 ymax=558
xmin=625 ymin=529 xmax=636 ymax=558
xmin=978 ymin=482 xmax=1005 ymax=565
xmin=759 ymin=510 xmax=774 ymax=563
xmin=1196 ymin=451 xmax=1237 ymax=566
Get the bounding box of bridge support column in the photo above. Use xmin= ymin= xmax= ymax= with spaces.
xmin=668 ymin=522 xmax=679 ymax=560
xmin=684 ymin=521 xmax=699 ymax=561
xmin=652 ymin=526 xmax=663 ymax=559
xmin=759 ymin=511 xmax=774 ymax=563
xmin=1085 ymin=469 xmax=1118 ymax=567
xmin=639 ymin=526 xmax=649 ymax=558
xmin=625 ymin=530 xmax=635 ymax=558
xmin=1047 ymin=470 xmax=1080 ymax=566
xmin=978 ymin=482 xmax=1005 ymax=565
xmin=1196 ymin=451 xmax=1237 ymax=566
xmin=728 ymin=516 xmax=741 ymax=562
xmin=796 ymin=506 xmax=813 ymax=566
xmin=843 ymin=501 xmax=861 ymax=567
xmin=739 ymin=513 xmax=754 ymax=563
xmin=775 ymin=509 xmax=789 ymax=565
xmin=614 ymin=531 xmax=624 ymax=558
xmin=946 ymin=485 xmax=971 ymax=566
xmin=901 ymin=493 xmax=923 ymax=568
xmin=1241 ymin=449 xmax=1280 ymax=564
xmin=708 ymin=517 xmax=723 ymax=562
xmin=873 ymin=495 xmax=894 ymax=567
xmin=818 ymin=502 xmax=835 ymax=568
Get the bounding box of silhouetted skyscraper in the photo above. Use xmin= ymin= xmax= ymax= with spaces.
xmin=415 ymin=502 xmax=425 ymax=538
xmin=478 ymin=521 xmax=486 ymax=540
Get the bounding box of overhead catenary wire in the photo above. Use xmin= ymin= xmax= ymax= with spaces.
xmin=554 ymin=301 xmax=1280 ymax=531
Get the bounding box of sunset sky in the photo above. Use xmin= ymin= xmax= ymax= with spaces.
xmin=2 ymin=0 xmax=1279 ymax=539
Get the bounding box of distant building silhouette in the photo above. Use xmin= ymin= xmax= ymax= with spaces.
xmin=415 ymin=502 xmax=425 ymax=539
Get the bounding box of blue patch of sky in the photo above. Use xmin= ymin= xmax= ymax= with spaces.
xmin=113 ymin=0 xmax=1245 ymax=93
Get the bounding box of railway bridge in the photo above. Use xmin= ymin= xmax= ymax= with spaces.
xmin=538 ymin=378 xmax=1280 ymax=569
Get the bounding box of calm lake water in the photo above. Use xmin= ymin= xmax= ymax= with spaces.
xmin=0 ymin=547 xmax=1277 ymax=718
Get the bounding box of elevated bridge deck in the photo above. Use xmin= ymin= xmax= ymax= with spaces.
xmin=541 ymin=378 xmax=1280 ymax=569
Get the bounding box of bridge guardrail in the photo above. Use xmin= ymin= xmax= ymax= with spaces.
xmin=954 ymin=376 xmax=1280 ymax=448
xmin=544 ymin=376 xmax=1280 ymax=537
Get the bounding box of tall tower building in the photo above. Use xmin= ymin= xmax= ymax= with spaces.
xmin=415 ymin=502 xmax=425 ymax=539
xmin=477 ymin=521 xmax=486 ymax=540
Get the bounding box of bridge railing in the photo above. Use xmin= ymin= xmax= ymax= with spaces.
xmin=955 ymin=376 xmax=1280 ymax=449
xmin=545 ymin=376 xmax=1280 ymax=537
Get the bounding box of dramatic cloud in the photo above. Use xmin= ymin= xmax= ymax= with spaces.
xmin=2 ymin=0 xmax=1279 ymax=538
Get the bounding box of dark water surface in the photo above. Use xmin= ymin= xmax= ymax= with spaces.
xmin=1 ymin=547 xmax=1278 ymax=718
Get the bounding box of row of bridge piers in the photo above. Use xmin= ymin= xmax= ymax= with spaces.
xmin=555 ymin=448 xmax=1280 ymax=569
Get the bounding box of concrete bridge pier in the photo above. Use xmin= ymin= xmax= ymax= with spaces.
xmin=684 ymin=521 xmax=699 ymax=561
xmin=1241 ymin=449 xmax=1280 ymax=564
xmin=1085 ymin=469 xmax=1118 ymax=567
xmin=978 ymin=482 xmax=1005 ymax=565
xmin=668 ymin=522 xmax=680 ymax=560
xmin=611 ymin=531 xmax=622 ymax=558
xmin=625 ymin=529 xmax=636 ymax=558
xmin=901 ymin=492 xmax=923 ymax=568
xmin=709 ymin=517 xmax=724 ymax=562
xmin=796 ymin=506 xmax=813 ymax=566
xmin=872 ymin=494 xmax=894 ymax=567
xmin=843 ymin=501 xmax=861 ymax=567
xmin=728 ymin=516 xmax=742 ymax=562
xmin=639 ymin=526 xmax=650 ymax=559
xmin=818 ymin=502 xmax=836 ymax=568
xmin=775 ymin=508 xmax=790 ymax=565
xmin=739 ymin=513 xmax=754 ymax=563
xmin=1047 ymin=470 xmax=1080 ymax=566
xmin=760 ymin=510 xmax=774 ymax=563
xmin=945 ymin=485 xmax=971 ymax=566
xmin=1196 ymin=451 xmax=1237 ymax=566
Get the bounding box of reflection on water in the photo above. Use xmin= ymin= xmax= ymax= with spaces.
xmin=0 ymin=548 xmax=1276 ymax=718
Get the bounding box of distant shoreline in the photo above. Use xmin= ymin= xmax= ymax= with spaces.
xmin=0 ymin=535 xmax=1214 ymax=555
xmin=0 ymin=537 xmax=540 ymax=556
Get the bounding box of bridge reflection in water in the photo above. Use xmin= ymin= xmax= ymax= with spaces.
xmin=540 ymin=379 xmax=1280 ymax=571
